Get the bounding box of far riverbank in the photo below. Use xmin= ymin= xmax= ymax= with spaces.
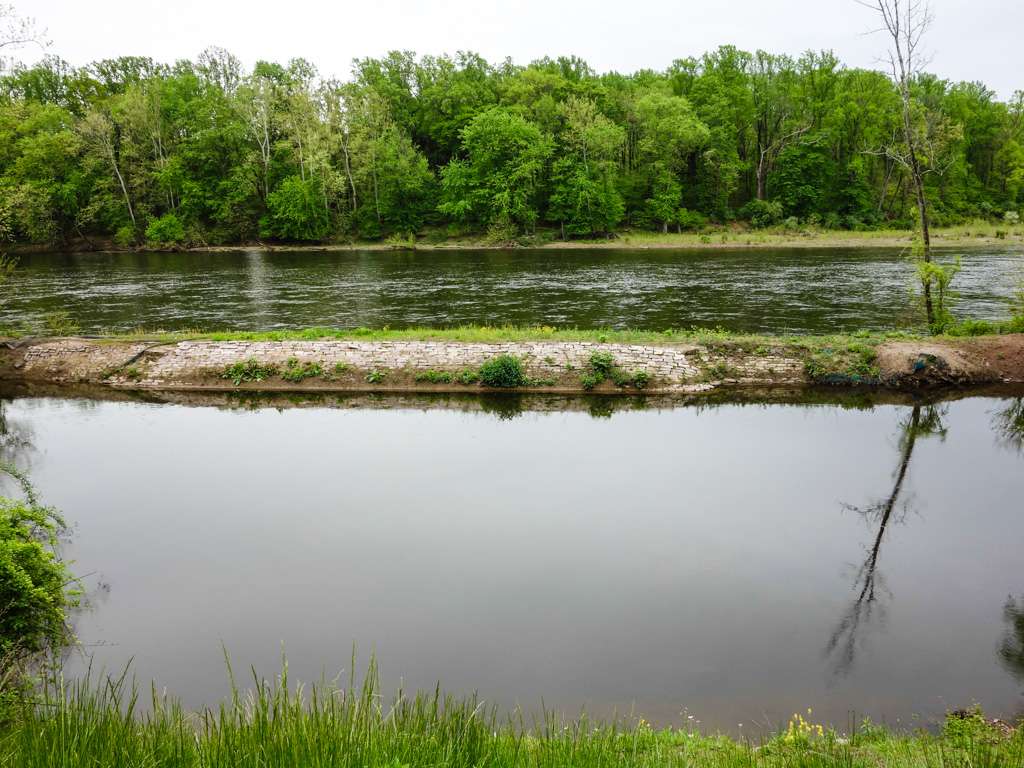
xmin=9 ymin=223 xmax=1024 ymax=255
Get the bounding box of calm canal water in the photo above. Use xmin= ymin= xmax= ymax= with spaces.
xmin=2 ymin=393 xmax=1023 ymax=732
xmin=7 ymin=245 xmax=1023 ymax=334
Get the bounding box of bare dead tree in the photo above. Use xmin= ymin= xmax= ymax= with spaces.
xmin=824 ymin=404 xmax=947 ymax=676
xmin=858 ymin=0 xmax=937 ymax=324
xmin=0 ymin=5 xmax=47 ymax=68
xmin=756 ymin=125 xmax=811 ymax=201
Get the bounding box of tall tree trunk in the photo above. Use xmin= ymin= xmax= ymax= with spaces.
xmin=900 ymin=84 xmax=934 ymax=325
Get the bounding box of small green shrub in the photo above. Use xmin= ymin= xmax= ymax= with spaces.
xmin=456 ymin=369 xmax=479 ymax=385
xmin=478 ymin=355 xmax=528 ymax=388
xmin=123 ymin=366 xmax=142 ymax=381
xmin=700 ymin=361 xmax=740 ymax=382
xmin=942 ymin=706 xmax=1003 ymax=747
xmin=280 ymin=358 xmax=323 ymax=382
xmin=676 ymin=208 xmax=707 ymax=231
xmin=0 ymin=464 xmax=80 ymax=714
xmin=415 ymin=369 xmax=453 ymax=384
xmin=144 ymin=213 xmax=186 ymax=246
xmin=385 ymin=233 xmax=416 ymax=250
xmin=43 ymin=310 xmax=80 ymax=336
xmin=739 ymin=199 xmax=784 ymax=228
xmin=365 ymin=369 xmax=386 ymax=384
xmin=113 ymin=225 xmax=135 ymax=248
xmin=222 ymin=358 xmax=278 ymax=385
xmin=262 ymin=176 xmax=330 ymax=241
xmin=588 ymin=351 xmax=616 ymax=378
xmin=581 ymin=351 xmax=650 ymax=390
xmin=946 ymin=319 xmax=997 ymax=337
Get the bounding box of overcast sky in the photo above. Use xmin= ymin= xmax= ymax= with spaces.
xmin=12 ymin=0 xmax=1022 ymax=99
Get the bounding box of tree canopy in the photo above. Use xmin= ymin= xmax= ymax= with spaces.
xmin=0 ymin=47 xmax=1021 ymax=245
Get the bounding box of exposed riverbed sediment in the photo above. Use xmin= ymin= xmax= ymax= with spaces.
xmin=2 ymin=335 xmax=1022 ymax=395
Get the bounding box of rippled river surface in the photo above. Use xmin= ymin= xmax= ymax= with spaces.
xmin=2 ymin=393 xmax=1023 ymax=733
xmin=8 ymin=245 xmax=1023 ymax=334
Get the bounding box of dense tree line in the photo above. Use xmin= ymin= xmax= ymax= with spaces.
xmin=0 ymin=46 xmax=1022 ymax=245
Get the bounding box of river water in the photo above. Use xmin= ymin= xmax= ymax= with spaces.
xmin=2 ymin=392 xmax=1022 ymax=733
xmin=6 ymin=245 xmax=1023 ymax=334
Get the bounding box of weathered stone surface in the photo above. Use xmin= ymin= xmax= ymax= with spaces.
xmin=146 ymin=340 xmax=702 ymax=381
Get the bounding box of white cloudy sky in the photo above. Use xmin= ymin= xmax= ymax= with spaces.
xmin=12 ymin=0 xmax=1022 ymax=98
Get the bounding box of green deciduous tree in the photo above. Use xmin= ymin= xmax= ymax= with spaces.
xmin=439 ymin=107 xmax=551 ymax=233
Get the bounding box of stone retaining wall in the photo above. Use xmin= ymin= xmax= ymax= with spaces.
xmin=149 ymin=340 xmax=703 ymax=381
xmin=6 ymin=335 xmax=1021 ymax=393
xmin=9 ymin=338 xmax=809 ymax=392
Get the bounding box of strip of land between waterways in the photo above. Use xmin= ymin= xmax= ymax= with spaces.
xmin=2 ymin=333 xmax=1022 ymax=396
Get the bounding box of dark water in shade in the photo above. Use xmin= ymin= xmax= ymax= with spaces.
xmin=2 ymin=393 xmax=1023 ymax=734
xmin=6 ymin=245 xmax=1023 ymax=334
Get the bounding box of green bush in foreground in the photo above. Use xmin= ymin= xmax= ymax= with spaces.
xmin=2 ymin=660 xmax=1021 ymax=768
xmin=0 ymin=465 xmax=79 ymax=716
xmin=478 ymin=355 xmax=528 ymax=388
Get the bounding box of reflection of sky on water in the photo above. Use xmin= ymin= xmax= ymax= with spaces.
xmin=1 ymin=393 xmax=1022 ymax=733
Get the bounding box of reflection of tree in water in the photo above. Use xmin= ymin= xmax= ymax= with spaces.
xmin=0 ymin=399 xmax=34 ymax=472
xmin=999 ymin=595 xmax=1024 ymax=686
xmin=478 ymin=394 xmax=524 ymax=421
xmin=992 ymin=398 xmax=1024 ymax=453
xmin=824 ymin=404 xmax=947 ymax=677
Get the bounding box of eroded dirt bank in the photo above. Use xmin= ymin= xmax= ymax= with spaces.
xmin=2 ymin=335 xmax=1022 ymax=395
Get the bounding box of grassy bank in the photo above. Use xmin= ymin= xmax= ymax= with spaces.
xmin=12 ymin=221 xmax=1024 ymax=255
xmin=98 ymin=325 xmax=918 ymax=345
xmin=460 ymin=221 xmax=1024 ymax=250
xmin=2 ymin=662 xmax=1021 ymax=768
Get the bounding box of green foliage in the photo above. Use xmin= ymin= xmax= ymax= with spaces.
xmin=42 ymin=310 xmax=79 ymax=336
xmin=0 ymin=47 xmax=1022 ymax=245
xmin=439 ymin=107 xmax=552 ymax=232
xmin=676 ymin=208 xmax=708 ymax=231
xmin=739 ymin=199 xmax=784 ymax=228
xmin=144 ymin=213 xmax=186 ymax=246
xmin=263 ymin=176 xmax=331 ymax=241
xmin=581 ymin=350 xmax=651 ymax=390
xmin=280 ymin=358 xmax=323 ymax=382
xmin=0 ymin=469 xmax=77 ymax=658
xmin=914 ymin=251 xmax=962 ymax=333
xmin=113 ymin=226 xmax=135 ymax=248
xmin=804 ymin=342 xmax=881 ymax=384
xmin=221 ymin=358 xmax=278 ymax=385
xmin=365 ymin=369 xmax=386 ymax=384
xmin=0 ymin=464 xmax=79 ymax=715
xmin=4 ymin=656 xmax=1024 ymax=768
xmin=941 ymin=706 xmax=1005 ymax=747
xmin=456 ymin=368 xmax=479 ymax=385
xmin=477 ymin=354 xmax=528 ymax=388
xmin=0 ymin=255 xmax=16 ymax=307
xmin=414 ymin=369 xmax=453 ymax=383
